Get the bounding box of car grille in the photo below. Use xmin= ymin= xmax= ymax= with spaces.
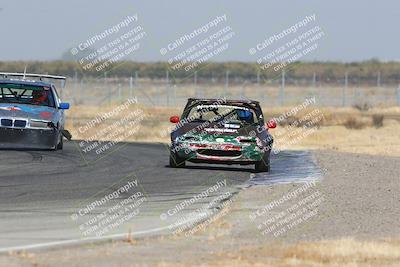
xmin=198 ymin=149 xmax=241 ymax=157
xmin=1 ymin=119 xmax=13 ymax=127
xmin=0 ymin=119 xmax=27 ymax=128
xmin=14 ymin=120 xmax=27 ymax=128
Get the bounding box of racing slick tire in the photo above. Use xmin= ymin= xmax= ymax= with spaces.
xmin=255 ymin=152 xmax=270 ymax=173
xmin=56 ymin=135 xmax=63 ymax=150
xmin=169 ymin=150 xmax=185 ymax=168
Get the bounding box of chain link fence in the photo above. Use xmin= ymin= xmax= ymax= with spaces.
xmin=59 ymin=72 xmax=400 ymax=108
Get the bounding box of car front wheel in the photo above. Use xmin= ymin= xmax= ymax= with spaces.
xmin=56 ymin=134 xmax=63 ymax=150
xmin=255 ymin=152 xmax=270 ymax=172
xmin=169 ymin=150 xmax=185 ymax=168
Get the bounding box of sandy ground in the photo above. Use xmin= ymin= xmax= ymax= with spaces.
xmin=65 ymin=105 xmax=400 ymax=156
xmin=1 ymin=150 xmax=399 ymax=267
xmin=1 ymin=105 xmax=398 ymax=266
xmin=287 ymin=122 xmax=400 ymax=156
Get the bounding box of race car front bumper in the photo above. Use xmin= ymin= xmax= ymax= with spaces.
xmin=174 ymin=142 xmax=265 ymax=165
xmin=0 ymin=127 xmax=59 ymax=149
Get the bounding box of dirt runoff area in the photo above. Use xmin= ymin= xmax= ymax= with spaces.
xmin=1 ymin=149 xmax=399 ymax=267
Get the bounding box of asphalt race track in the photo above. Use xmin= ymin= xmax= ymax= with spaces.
xmin=0 ymin=141 xmax=320 ymax=251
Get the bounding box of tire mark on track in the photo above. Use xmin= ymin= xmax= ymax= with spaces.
xmin=27 ymin=152 xmax=43 ymax=162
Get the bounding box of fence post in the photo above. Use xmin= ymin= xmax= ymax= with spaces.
xmin=173 ymin=85 xmax=176 ymax=106
xmin=385 ymin=87 xmax=389 ymax=105
xmin=80 ymin=78 xmax=84 ymax=105
xmin=73 ymin=71 xmax=78 ymax=105
xmin=118 ymin=84 xmax=122 ymax=103
xmin=240 ymin=81 xmax=245 ymax=99
xmin=60 ymin=79 xmax=65 ymax=99
xmin=397 ymin=85 xmax=400 ymax=106
xmin=343 ymin=71 xmax=348 ymax=107
xmin=166 ymin=70 xmax=169 ymax=106
xmin=377 ymin=71 xmax=381 ymax=87
xmin=129 ymin=76 xmax=133 ymax=99
xmin=312 ymin=72 xmax=316 ymax=87
xmin=224 ymin=71 xmax=229 ymax=97
xmin=135 ymin=71 xmax=138 ymax=81
xmin=103 ymin=72 xmax=111 ymax=105
xmin=280 ymin=69 xmax=285 ymax=105
xmin=194 ymin=71 xmax=199 ymax=98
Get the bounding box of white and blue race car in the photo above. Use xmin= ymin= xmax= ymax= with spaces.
xmin=0 ymin=73 xmax=71 ymax=150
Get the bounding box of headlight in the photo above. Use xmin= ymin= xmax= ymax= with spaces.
xmin=30 ymin=120 xmax=53 ymax=129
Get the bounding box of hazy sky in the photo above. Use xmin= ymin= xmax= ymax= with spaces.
xmin=0 ymin=0 xmax=399 ymax=62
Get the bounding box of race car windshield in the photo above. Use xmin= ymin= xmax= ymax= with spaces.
xmin=186 ymin=105 xmax=258 ymax=125
xmin=0 ymin=85 xmax=55 ymax=107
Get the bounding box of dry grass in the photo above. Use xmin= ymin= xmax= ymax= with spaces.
xmin=212 ymin=239 xmax=400 ymax=267
xmin=282 ymin=239 xmax=400 ymax=266
xmin=64 ymin=104 xmax=179 ymax=143
xmin=153 ymin=239 xmax=400 ymax=267
xmin=288 ymin=122 xmax=400 ymax=156
xmin=64 ymin=105 xmax=400 ymax=157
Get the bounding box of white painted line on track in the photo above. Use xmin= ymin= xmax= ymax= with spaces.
xmin=0 ymin=213 xmax=209 ymax=253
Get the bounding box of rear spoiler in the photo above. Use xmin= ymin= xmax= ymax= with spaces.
xmin=0 ymin=72 xmax=67 ymax=85
xmin=0 ymin=72 xmax=67 ymax=88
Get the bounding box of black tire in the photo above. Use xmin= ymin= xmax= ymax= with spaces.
xmin=56 ymin=134 xmax=63 ymax=150
xmin=255 ymin=152 xmax=270 ymax=172
xmin=169 ymin=150 xmax=185 ymax=168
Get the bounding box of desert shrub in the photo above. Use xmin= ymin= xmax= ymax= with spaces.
xmin=278 ymin=115 xmax=322 ymax=128
xmin=343 ymin=116 xmax=368 ymax=129
xmin=279 ymin=116 xmax=299 ymax=127
xmin=372 ymin=114 xmax=384 ymax=128
xmin=353 ymin=102 xmax=371 ymax=111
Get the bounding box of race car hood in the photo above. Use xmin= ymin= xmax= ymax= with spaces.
xmin=171 ymin=121 xmax=262 ymax=145
xmin=175 ymin=121 xmax=257 ymax=136
xmin=0 ymin=103 xmax=57 ymax=121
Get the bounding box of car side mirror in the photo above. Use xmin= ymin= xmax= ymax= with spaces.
xmin=59 ymin=103 xmax=70 ymax=110
xmin=170 ymin=116 xmax=180 ymax=123
xmin=266 ymin=119 xmax=277 ymax=129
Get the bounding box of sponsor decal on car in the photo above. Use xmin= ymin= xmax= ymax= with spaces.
xmin=0 ymin=106 xmax=21 ymax=111
xmin=40 ymin=111 xmax=53 ymax=119
xmin=223 ymin=123 xmax=240 ymax=129
xmin=204 ymin=128 xmax=237 ymax=133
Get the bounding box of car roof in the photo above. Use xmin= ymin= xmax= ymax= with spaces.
xmin=188 ymin=98 xmax=259 ymax=103
xmin=185 ymin=98 xmax=262 ymax=114
xmin=187 ymin=98 xmax=260 ymax=106
xmin=0 ymin=78 xmax=53 ymax=87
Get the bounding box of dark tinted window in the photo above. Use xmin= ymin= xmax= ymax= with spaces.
xmin=0 ymin=84 xmax=55 ymax=107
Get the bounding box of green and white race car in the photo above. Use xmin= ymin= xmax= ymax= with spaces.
xmin=169 ymin=98 xmax=276 ymax=172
